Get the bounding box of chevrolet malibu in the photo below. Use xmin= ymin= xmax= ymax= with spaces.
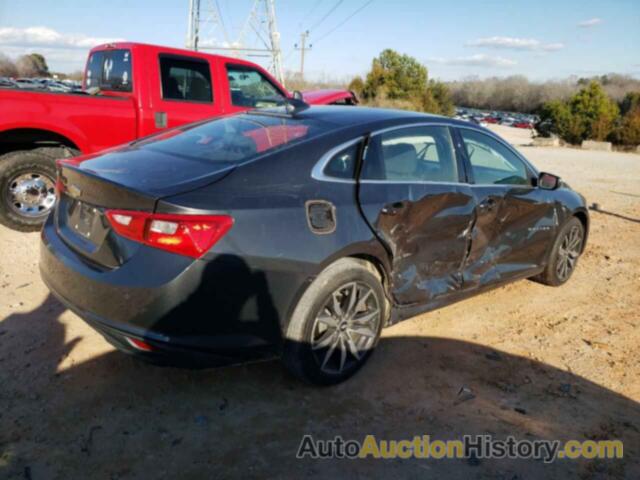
xmin=40 ymin=105 xmax=588 ymax=385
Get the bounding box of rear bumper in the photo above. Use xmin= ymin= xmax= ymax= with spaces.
xmin=40 ymin=214 xmax=280 ymax=366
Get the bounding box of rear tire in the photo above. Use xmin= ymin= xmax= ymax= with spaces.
xmin=0 ymin=147 xmax=77 ymax=232
xmin=282 ymin=258 xmax=389 ymax=385
xmin=535 ymin=217 xmax=584 ymax=286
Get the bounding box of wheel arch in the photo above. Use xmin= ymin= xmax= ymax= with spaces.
xmin=573 ymin=208 xmax=589 ymax=253
xmin=283 ymin=250 xmax=394 ymax=338
xmin=0 ymin=128 xmax=83 ymax=157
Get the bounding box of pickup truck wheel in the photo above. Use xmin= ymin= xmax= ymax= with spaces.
xmin=0 ymin=147 xmax=76 ymax=232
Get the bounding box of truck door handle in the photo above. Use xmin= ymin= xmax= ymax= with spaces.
xmin=155 ymin=112 xmax=168 ymax=129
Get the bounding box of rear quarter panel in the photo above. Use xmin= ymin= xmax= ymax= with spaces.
xmin=155 ymin=131 xmax=387 ymax=338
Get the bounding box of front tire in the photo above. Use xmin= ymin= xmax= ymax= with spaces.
xmin=0 ymin=147 xmax=76 ymax=232
xmin=535 ymin=217 xmax=585 ymax=286
xmin=282 ymin=258 xmax=388 ymax=385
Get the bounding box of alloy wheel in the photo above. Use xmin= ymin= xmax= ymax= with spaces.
xmin=310 ymin=281 xmax=381 ymax=375
xmin=556 ymin=224 xmax=583 ymax=281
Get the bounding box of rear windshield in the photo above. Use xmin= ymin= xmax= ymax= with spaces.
xmin=138 ymin=111 xmax=338 ymax=164
xmin=85 ymin=49 xmax=132 ymax=92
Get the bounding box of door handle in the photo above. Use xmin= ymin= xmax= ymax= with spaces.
xmin=479 ymin=198 xmax=497 ymax=212
xmin=381 ymin=201 xmax=407 ymax=216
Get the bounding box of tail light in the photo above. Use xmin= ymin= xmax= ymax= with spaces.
xmin=105 ymin=210 xmax=233 ymax=258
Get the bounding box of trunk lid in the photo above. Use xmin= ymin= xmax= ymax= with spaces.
xmin=55 ymin=149 xmax=235 ymax=268
xmin=63 ymin=146 xmax=236 ymax=199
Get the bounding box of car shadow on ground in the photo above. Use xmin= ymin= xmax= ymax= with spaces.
xmin=1 ymin=295 xmax=638 ymax=479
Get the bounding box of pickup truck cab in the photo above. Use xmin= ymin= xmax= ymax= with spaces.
xmin=0 ymin=42 xmax=357 ymax=231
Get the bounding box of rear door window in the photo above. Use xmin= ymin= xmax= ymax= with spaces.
xmin=160 ymin=56 xmax=213 ymax=103
xmin=362 ymin=126 xmax=459 ymax=182
xmin=226 ymin=65 xmax=285 ymax=108
xmin=85 ymin=49 xmax=132 ymax=92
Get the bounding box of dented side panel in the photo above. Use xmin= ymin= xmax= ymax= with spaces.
xmin=493 ymin=187 xmax=557 ymax=273
xmin=461 ymin=185 xmax=557 ymax=288
xmin=358 ymin=182 xmax=475 ymax=306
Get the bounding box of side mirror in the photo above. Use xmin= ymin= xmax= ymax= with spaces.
xmin=292 ymin=90 xmax=304 ymax=101
xmin=538 ymin=172 xmax=560 ymax=190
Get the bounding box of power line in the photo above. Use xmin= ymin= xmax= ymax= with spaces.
xmin=308 ymin=0 xmax=344 ymax=32
xmin=298 ymin=0 xmax=322 ymax=27
xmin=214 ymin=0 xmax=229 ymax=41
xmin=312 ymin=0 xmax=374 ymax=45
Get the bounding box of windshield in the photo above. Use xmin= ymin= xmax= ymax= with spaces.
xmin=138 ymin=112 xmax=338 ymax=164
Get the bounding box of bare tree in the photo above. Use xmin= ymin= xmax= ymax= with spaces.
xmin=0 ymin=53 xmax=18 ymax=77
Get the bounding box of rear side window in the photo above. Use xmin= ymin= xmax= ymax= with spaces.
xmin=362 ymin=126 xmax=458 ymax=182
xmin=160 ymin=56 xmax=213 ymax=103
xmin=85 ymin=49 xmax=132 ymax=92
xmin=137 ymin=112 xmax=337 ymax=164
xmin=227 ymin=65 xmax=285 ymax=108
xmin=324 ymin=143 xmax=360 ymax=179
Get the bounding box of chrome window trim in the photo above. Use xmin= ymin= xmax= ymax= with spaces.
xmin=311 ymin=136 xmax=363 ymax=184
xmin=311 ymin=121 xmax=539 ymax=187
xmin=359 ymin=179 xmax=463 ymax=186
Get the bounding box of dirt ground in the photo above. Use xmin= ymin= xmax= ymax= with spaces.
xmin=1 ymin=130 xmax=639 ymax=479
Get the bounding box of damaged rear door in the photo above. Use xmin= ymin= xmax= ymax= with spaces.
xmin=357 ymin=124 xmax=475 ymax=306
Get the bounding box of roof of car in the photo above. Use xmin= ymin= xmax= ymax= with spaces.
xmin=251 ymin=105 xmax=486 ymax=132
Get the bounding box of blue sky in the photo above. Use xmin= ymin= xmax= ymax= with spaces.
xmin=1 ymin=0 xmax=639 ymax=81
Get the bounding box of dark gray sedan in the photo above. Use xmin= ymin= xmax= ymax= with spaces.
xmin=40 ymin=105 xmax=588 ymax=385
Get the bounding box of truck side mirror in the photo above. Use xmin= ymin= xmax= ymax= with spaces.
xmin=292 ymin=90 xmax=304 ymax=101
xmin=538 ymin=172 xmax=560 ymax=190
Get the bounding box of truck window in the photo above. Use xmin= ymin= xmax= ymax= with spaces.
xmin=160 ymin=56 xmax=213 ymax=103
xmin=85 ymin=49 xmax=132 ymax=92
xmin=226 ymin=65 xmax=285 ymax=108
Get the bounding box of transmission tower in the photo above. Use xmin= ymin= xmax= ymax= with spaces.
xmin=186 ymin=0 xmax=285 ymax=84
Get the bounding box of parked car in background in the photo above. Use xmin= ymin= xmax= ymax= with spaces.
xmin=40 ymin=105 xmax=589 ymax=385
xmin=513 ymin=120 xmax=534 ymax=129
xmin=14 ymin=78 xmax=43 ymax=89
xmin=0 ymin=42 xmax=358 ymax=232
xmin=0 ymin=77 xmax=16 ymax=88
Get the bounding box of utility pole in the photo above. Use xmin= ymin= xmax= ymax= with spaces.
xmin=295 ymin=31 xmax=310 ymax=81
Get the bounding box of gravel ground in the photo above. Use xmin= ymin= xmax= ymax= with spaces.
xmin=1 ymin=131 xmax=639 ymax=479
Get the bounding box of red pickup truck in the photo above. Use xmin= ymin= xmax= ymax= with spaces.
xmin=0 ymin=42 xmax=357 ymax=231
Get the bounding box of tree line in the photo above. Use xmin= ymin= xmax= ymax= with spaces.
xmin=0 ymin=53 xmax=50 ymax=78
xmin=344 ymin=49 xmax=639 ymax=146
xmin=447 ymin=74 xmax=640 ymax=114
